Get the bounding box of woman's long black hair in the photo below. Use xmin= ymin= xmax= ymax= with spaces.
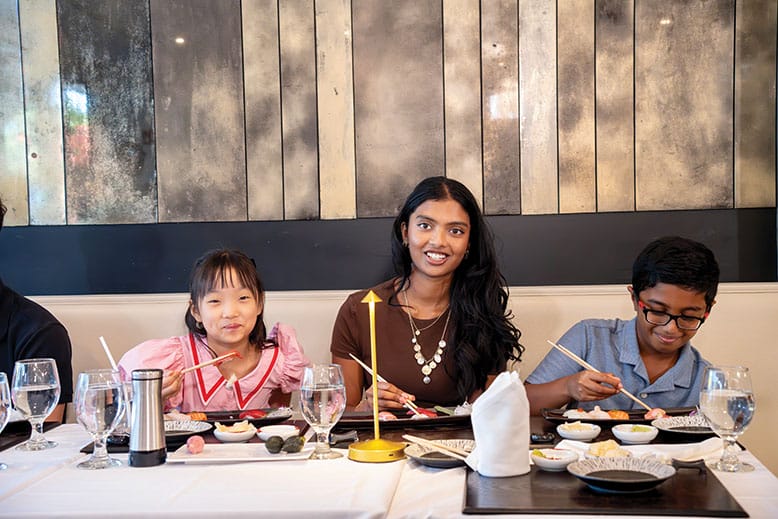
xmin=390 ymin=176 xmax=523 ymax=400
xmin=184 ymin=249 xmax=271 ymax=355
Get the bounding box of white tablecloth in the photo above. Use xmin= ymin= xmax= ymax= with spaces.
xmin=2 ymin=425 xmax=778 ymax=518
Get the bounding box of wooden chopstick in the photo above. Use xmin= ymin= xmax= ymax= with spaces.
xmin=546 ymin=339 xmax=653 ymax=411
xmin=347 ymin=353 xmax=422 ymax=414
xmin=181 ymin=350 xmax=240 ymax=374
xmin=402 ymin=434 xmax=469 ymax=461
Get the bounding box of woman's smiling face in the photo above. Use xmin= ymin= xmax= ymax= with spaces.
xmin=401 ymin=198 xmax=471 ymax=281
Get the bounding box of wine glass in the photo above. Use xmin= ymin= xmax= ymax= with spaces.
xmin=11 ymin=358 xmax=61 ymax=451
xmin=74 ymin=369 xmax=125 ymax=469
xmin=0 ymin=373 xmax=11 ymax=470
xmin=699 ymin=365 xmax=756 ymax=472
xmin=299 ymin=364 xmax=347 ymax=460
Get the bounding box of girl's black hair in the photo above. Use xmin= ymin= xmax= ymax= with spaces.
xmin=184 ymin=249 xmax=269 ymax=351
xmin=390 ymin=176 xmax=523 ymax=400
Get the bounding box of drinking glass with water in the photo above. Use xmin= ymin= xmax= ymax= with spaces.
xmin=300 ymin=364 xmax=347 ymax=460
xmin=0 ymin=373 xmax=11 ymax=469
xmin=75 ymin=369 xmax=126 ymax=469
xmin=11 ymin=358 xmax=61 ymax=451
xmin=699 ymin=365 xmax=756 ymax=472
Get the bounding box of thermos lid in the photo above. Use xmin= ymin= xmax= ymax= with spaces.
xmin=131 ymin=368 xmax=163 ymax=381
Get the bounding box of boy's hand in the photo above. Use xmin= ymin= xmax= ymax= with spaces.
xmin=565 ymin=370 xmax=622 ymax=402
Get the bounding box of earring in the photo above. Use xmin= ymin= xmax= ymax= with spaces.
xmin=464 ymin=247 xmax=470 ymax=259
xmin=403 ymin=241 xmax=409 ymax=248
xmin=195 ymin=321 xmax=205 ymax=332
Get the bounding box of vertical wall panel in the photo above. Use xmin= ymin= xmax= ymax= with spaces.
xmin=243 ymin=0 xmax=283 ymax=221
xmin=635 ymin=0 xmax=734 ymax=210
xmin=595 ymin=0 xmax=634 ymax=212
xmin=316 ymin=0 xmax=356 ymax=220
xmin=519 ymin=0 xmax=558 ymax=215
xmin=558 ymin=0 xmax=595 ymax=214
xmin=279 ymin=0 xmax=319 ymax=220
xmin=0 ymin=0 xmax=28 ymax=226
xmin=353 ymin=0 xmax=444 ymax=217
xmin=444 ymin=0 xmax=482 ymax=204
xmin=152 ymin=0 xmax=245 ymax=222
xmin=735 ymin=0 xmax=776 ymax=208
xmin=58 ymin=0 xmax=156 ymax=224
xmin=19 ymin=0 xmax=65 ymax=225
xmin=481 ymin=0 xmax=520 ymax=215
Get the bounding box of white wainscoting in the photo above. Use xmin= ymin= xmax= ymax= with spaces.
xmin=32 ymin=282 xmax=778 ymax=475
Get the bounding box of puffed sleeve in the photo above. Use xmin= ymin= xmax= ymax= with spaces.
xmin=117 ymin=337 xmax=187 ymax=410
xmin=267 ymin=323 xmax=310 ymax=394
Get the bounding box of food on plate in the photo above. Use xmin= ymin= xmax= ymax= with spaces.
xmin=186 ymin=435 xmax=205 ymax=454
xmin=239 ymin=409 xmax=267 ymax=420
xmin=407 ymin=408 xmax=437 ymax=418
xmin=265 ymin=435 xmax=284 ymax=454
xmin=410 ymin=413 xmax=431 ymax=420
xmin=644 ymin=407 xmax=667 ymax=420
xmin=607 ymin=410 xmax=630 ymax=420
xmin=532 ymin=448 xmax=565 ymax=460
xmin=215 ymin=420 xmax=253 ymax=433
xmin=454 ymin=402 xmax=472 ymax=416
xmin=378 ymin=411 xmax=398 ymax=421
xmin=559 ymin=421 xmax=594 ymax=432
xmin=281 ymin=436 xmax=305 ymax=453
xmin=587 ymin=439 xmax=630 ymax=458
xmin=187 ymin=411 xmax=207 ymax=421
xmin=562 ymin=405 xmax=631 ymax=420
xmin=164 ymin=410 xmax=191 ymax=421
xmin=630 ymin=425 xmax=654 ymax=433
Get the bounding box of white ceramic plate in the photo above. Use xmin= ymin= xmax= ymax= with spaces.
xmin=168 ymin=442 xmax=314 ymax=463
xmin=556 ymin=422 xmax=601 ymax=441
xmin=567 ymin=457 xmax=676 ymax=494
xmin=651 ymin=415 xmax=713 ymax=436
xmin=257 ymin=425 xmax=300 ymax=441
xmin=612 ymin=424 xmax=658 ymax=444
xmin=164 ymin=420 xmax=213 ymax=437
xmin=213 ymin=425 xmax=258 ymax=443
xmin=530 ymin=448 xmax=578 ymax=471
xmin=404 ymin=439 xmax=475 ymax=469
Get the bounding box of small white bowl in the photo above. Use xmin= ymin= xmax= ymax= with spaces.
xmin=612 ymin=424 xmax=658 ymax=444
xmin=556 ymin=422 xmax=601 ymax=441
xmin=257 ymin=425 xmax=300 ymax=441
xmin=213 ymin=425 xmax=257 ymax=443
xmin=531 ymin=448 xmax=578 ymax=471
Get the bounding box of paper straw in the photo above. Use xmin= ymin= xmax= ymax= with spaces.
xmin=99 ymin=336 xmax=119 ymax=371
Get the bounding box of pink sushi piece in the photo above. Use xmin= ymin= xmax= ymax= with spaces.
xmin=186 ymin=435 xmax=205 ymax=454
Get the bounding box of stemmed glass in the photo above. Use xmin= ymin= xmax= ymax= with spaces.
xmin=300 ymin=364 xmax=347 ymax=460
xmin=74 ymin=369 xmax=125 ymax=469
xmin=699 ymin=365 xmax=756 ymax=472
xmin=11 ymin=358 xmax=61 ymax=450
xmin=0 ymin=373 xmax=11 ymax=469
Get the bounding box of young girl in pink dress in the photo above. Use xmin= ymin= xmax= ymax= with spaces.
xmin=119 ymin=249 xmax=309 ymax=412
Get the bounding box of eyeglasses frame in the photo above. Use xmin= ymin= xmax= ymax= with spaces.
xmin=637 ymin=300 xmax=709 ymax=331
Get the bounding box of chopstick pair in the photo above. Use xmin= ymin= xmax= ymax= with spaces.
xmin=546 ymin=340 xmax=652 ymax=411
xmin=347 ymin=353 xmax=423 ymax=415
xmin=402 ymin=434 xmax=470 ymax=461
xmin=181 ymin=350 xmax=241 ymax=374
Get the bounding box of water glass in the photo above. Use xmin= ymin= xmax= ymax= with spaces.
xmin=74 ymin=369 xmax=125 ymax=469
xmin=699 ymin=365 xmax=756 ymax=472
xmin=300 ymin=364 xmax=347 ymax=460
xmin=0 ymin=373 xmax=11 ymax=469
xmin=11 ymin=358 xmax=61 ymax=451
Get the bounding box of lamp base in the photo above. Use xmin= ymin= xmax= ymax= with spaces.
xmin=348 ymin=438 xmax=406 ymax=463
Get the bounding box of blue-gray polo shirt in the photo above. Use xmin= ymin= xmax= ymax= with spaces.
xmin=526 ymin=317 xmax=710 ymax=410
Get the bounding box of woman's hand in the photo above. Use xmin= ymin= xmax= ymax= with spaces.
xmin=357 ymin=381 xmax=416 ymax=411
xmin=565 ymin=370 xmax=622 ymax=402
xmin=161 ymin=370 xmax=183 ymax=400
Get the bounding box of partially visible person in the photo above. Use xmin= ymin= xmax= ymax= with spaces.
xmin=331 ymin=176 xmax=523 ymax=411
xmin=525 ymin=236 xmax=719 ymax=415
xmin=119 ymin=249 xmax=309 ymax=412
xmin=0 ymin=195 xmax=73 ymax=422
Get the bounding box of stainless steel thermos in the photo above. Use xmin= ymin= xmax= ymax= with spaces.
xmin=129 ymin=369 xmax=166 ymax=467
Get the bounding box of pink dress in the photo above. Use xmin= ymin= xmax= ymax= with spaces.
xmin=118 ymin=323 xmax=309 ymax=412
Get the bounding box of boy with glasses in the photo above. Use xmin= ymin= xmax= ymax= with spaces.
xmin=525 ymin=236 xmax=719 ymax=415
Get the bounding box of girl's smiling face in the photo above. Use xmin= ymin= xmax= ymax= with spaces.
xmin=401 ymin=198 xmax=471 ymax=281
xmin=189 ymin=267 xmax=262 ymax=351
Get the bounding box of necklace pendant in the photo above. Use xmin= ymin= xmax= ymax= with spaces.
xmin=421 ymin=364 xmax=432 ymax=376
xmin=415 ymin=329 xmax=420 ymax=336
xmin=438 ymin=339 xmax=446 ymax=348
xmin=423 ymin=375 xmax=431 ymax=384
xmin=433 ymin=353 xmax=442 ymax=363
xmin=416 ymin=357 xmax=425 ymax=366
xmin=411 ymin=337 xmax=417 ymax=344
xmin=413 ymin=344 xmax=421 ymax=353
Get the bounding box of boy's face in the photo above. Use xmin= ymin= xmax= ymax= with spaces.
xmin=628 ymin=282 xmax=712 ymax=357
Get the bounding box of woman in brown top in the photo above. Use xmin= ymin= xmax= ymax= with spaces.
xmin=331 ymin=177 xmax=523 ymax=410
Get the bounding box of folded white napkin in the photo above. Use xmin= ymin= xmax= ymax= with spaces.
xmin=465 ymin=370 xmax=530 ymax=477
xmin=555 ymin=437 xmax=731 ymax=463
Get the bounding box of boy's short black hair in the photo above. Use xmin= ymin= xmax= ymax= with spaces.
xmin=631 ymin=236 xmax=720 ymax=309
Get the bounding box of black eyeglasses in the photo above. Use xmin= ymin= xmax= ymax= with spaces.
xmin=637 ymin=301 xmax=708 ymax=331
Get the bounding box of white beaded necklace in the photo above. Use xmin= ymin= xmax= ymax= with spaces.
xmin=403 ymin=290 xmax=451 ymax=384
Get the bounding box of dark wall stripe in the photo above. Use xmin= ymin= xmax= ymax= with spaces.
xmin=0 ymin=208 xmax=773 ymax=295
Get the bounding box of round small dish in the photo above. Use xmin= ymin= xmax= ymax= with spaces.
xmin=531 ymin=449 xmax=578 ymax=471
xmin=164 ymin=420 xmax=213 ymax=438
xmin=567 ymin=457 xmax=676 ymax=494
xmin=612 ymin=424 xmax=658 ymax=444
xmin=213 ymin=425 xmax=257 ymax=443
xmin=404 ymin=439 xmax=474 ymax=469
xmin=651 ymin=415 xmax=713 ymax=436
xmin=257 ymin=424 xmax=300 ymax=441
xmin=556 ymin=422 xmax=601 ymax=441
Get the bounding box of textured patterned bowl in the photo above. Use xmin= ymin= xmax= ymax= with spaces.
xmin=567 ymin=457 xmax=676 ymax=493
